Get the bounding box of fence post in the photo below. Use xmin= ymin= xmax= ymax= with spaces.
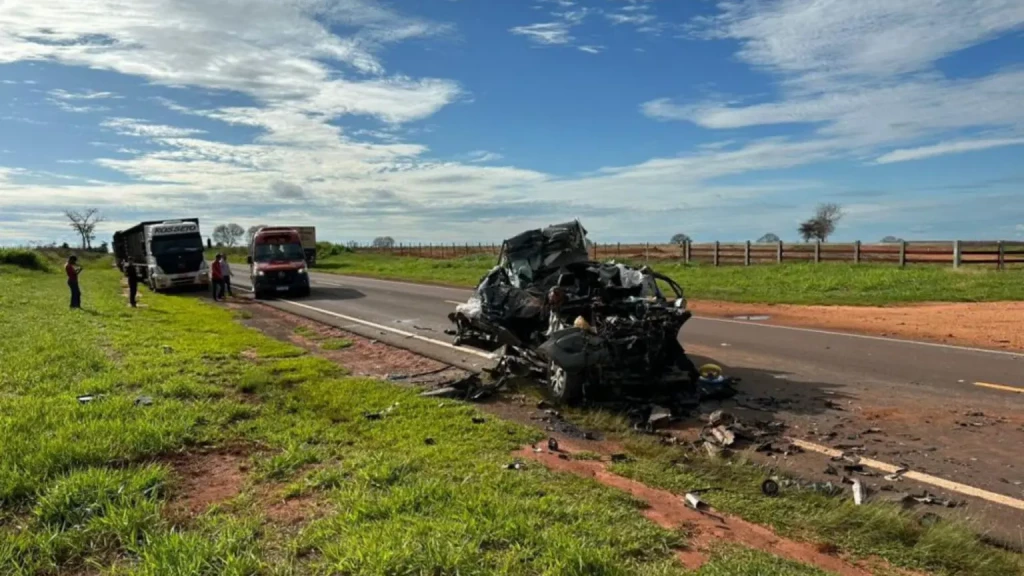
xmin=684 ymin=240 xmax=691 ymax=264
xmin=616 ymin=243 xmax=621 ymax=258
xmin=814 ymin=241 xmax=821 ymax=264
xmin=744 ymin=241 xmax=751 ymax=266
xmin=645 ymin=243 xmax=649 ymax=265
xmin=953 ymin=240 xmax=961 ymax=268
xmin=777 ymin=240 xmax=783 ymax=264
xmin=899 ymin=241 xmax=907 ymax=268
xmin=854 ymin=240 xmax=861 ymax=264
xmin=713 ymin=241 xmax=720 ymax=267
xmin=997 ymin=241 xmax=1005 ymax=271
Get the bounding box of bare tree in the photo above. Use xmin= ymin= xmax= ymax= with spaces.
xmin=227 ymin=223 xmax=244 ymax=247
xmin=64 ymin=208 xmax=105 ymax=249
xmin=797 ymin=203 xmax=844 ymax=242
xmin=372 ymin=236 xmax=395 ymax=248
xmin=213 ymin=223 xmax=245 ymax=247
xmin=346 ymin=240 xmax=360 ymax=249
xmin=757 ymin=233 xmax=781 ymax=243
xmin=880 ymin=235 xmax=903 ymax=243
xmin=246 ymin=224 xmax=267 ymax=245
xmin=670 ymin=233 xmax=691 ymax=245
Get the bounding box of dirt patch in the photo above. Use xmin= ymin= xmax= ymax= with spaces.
xmin=263 ymin=492 xmax=328 ymax=526
xmin=692 ymin=300 xmax=1024 ymax=352
xmin=517 ymin=439 xmax=910 ymax=576
xmin=167 ymin=450 xmax=249 ymax=516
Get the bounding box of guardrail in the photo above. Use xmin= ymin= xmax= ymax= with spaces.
xmin=353 ymin=240 xmax=1024 ymax=269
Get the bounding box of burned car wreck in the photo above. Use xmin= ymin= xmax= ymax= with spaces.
xmin=448 ymin=221 xmax=709 ymax=404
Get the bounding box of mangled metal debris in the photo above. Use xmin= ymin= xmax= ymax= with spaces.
xmin=447 ymin=220 xmax=732 ymax=405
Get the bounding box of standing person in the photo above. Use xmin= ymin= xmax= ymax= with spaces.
xmin=66 ymin=255 xmax=83 ymax=309
xmin=222 ymin=254 xmax=233 ymax=298
xmin=125 ymin=257 xmax=139 ymax=307
xmin=210 ymin=253 xmax=224 ymax=301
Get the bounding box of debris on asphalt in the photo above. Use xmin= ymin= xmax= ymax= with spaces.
xmin=884 ymin=467 xmax=908 ymax=482
xmin=862 ymin=427 xmax=884 ymax=435
xmin=705 ymin=425 xmax=736 ymax=448
xmin=505 ymin=462 xmax=524 ymax=471
xmin=707 ymin=409 xmax=735 ymax=427
xmin=761 ymin=479 xmax=780 ymax=497
xmin=824 ymin=464 xmax=839 ymax=476
xmin=903 ymin=491 xmax=960 ymax=508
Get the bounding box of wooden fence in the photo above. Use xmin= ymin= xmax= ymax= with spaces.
xmin=355 ymin=240 xmax=1024 ymax=269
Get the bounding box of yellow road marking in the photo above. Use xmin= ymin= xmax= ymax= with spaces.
xmin=974 ymin=382 xmax=1024 ymax=393
xmin=788 ymin=438 xmax=1024 ymax=512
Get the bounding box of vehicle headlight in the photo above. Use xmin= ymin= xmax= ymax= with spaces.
xmin=256 ymin=270 xmax=265 ymax=276
xmin=298 ymin=267 xmax=308 ymax=274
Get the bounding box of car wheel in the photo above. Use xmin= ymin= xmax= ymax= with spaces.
xmin=547 ymin=362 xmax=583 ymax=404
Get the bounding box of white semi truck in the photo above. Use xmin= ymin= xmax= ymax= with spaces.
xmin=113 ymin=219 xmax=210 ymax=292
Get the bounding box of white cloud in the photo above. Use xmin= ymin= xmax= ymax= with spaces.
xmin=466 ymin=150 xmax=503 ymax=163
xmin=509 ymin=22 xmax=574 ymax=45
xmin=577 ymin=45 xmax=604 ymax=54
xmin=49 ymin=89 xmax=120 ymax=100
xmin=101 ymin=117 xmax=206 ymax=138
xmin=49 ymin=99 xmax=109 ymax=114
xmin=874 ymin=137 xmax=1024 ymax=164
xmin=645 ymin=0 xmax=1024 ymax=165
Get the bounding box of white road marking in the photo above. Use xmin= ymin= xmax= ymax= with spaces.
xmin=445 ymin=300 xmax=464 ymax=306
xmin=788 ymin=438 xmax=1024 ymax=512
xmin=233 ymin=283 xmax=495 ymax=361
xmin=695 ymin=316 xmax=1024 ymax=358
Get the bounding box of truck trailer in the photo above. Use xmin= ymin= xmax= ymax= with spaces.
xmin=113 ymin=219 xmax=210 ymax=292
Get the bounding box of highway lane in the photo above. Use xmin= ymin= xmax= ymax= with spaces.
xmin=237 ymin=269 xmax=1024 ymax=397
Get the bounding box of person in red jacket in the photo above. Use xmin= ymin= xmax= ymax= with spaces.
xmin=210 ymin=253 xmax=225 ymax=301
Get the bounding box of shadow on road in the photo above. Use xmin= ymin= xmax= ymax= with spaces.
xmin=309 ymin=286 xmax=366 ymax=301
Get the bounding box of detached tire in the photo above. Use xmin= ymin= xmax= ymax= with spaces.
xmin=546 ymin=362 xmax=584 ymax=404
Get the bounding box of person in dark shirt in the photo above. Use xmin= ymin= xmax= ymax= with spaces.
xmin=65 ymin=255 xmax=83 ymax=309
xmin=125 ymin=257 xmax=139 ymax=307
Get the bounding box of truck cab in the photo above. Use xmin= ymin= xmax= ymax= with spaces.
xmin=247 ymin=227 xmax=311 ymax=299
xmin=113 ymin=219 xmax=209 ymax=292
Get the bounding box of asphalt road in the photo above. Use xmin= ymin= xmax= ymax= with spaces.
xmin=234 ymin=269 xmax=1024 ymax=396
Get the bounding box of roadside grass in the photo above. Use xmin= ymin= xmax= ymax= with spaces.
xmin=319 ymin=338 xmax=353 ymax=351
xmin=0 ymin=249 xmax=50 ymax=271
xmin=313 ymin=252 xmax=1024 ymax=305
xmin=2 ymin=259 xmax=795 ymax=576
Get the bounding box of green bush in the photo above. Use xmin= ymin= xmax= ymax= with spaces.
xmin=0 ymin=249 xmax=49 ymax=271
xmin=316 ymin=242 xmax=350 ymax=261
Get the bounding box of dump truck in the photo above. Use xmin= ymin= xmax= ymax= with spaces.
xmin=113 ymin=219 xmax=209 ymax=292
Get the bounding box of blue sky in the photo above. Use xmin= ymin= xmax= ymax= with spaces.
xmin=1 ymin=0 xmax=1023 ymax=246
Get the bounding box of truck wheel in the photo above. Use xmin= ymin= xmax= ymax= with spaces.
xmin=546 ymin=362 xmax=584 ymax=404
xmin=300 ymin=286 xmax=311 ymax=298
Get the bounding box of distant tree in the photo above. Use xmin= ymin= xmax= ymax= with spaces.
xmin=61 ymin=242 xmax=70 ymax=250
xmin=670 ymin=233 xmax=691 ymax=245
xmin=246 ymin=224 xmax=266 ymax=245
xmin=213 ymin=223 xmax=245 ymax=247
xmin=372 ymin=236 xmax=395 ymax=248
xmin=757 ymin=233 xmax=781 ymax=243
xmin=96 ymin=241 xmax=109 ymax=253
xmin=880 ymin=235 xmax=903 ymax=243
xmin=63 ymin=208 xmax=104 ymax=249
xmin=346 ymin=240 xmax=360 ymax=249
xmin=798 ymin=203 xmax=844 ymax=242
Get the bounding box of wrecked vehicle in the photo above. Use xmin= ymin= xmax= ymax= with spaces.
xmin=448 ymin=220 xmax=701 ymax=404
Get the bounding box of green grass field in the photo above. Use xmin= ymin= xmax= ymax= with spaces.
xmin=2 ymin=255 xmax=1021 ymax=575
xmin=312 ymin=252 xmax=1024 ymax=306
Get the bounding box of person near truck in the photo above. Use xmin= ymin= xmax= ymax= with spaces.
xmin=125 ymin=257 xmax=139 ymax=307
xmin=222 ymin=254 xmax=233 ymax=297
xmin=65 ymin=255 xmax=83 ymax=309
xmin=211 ymin=253 xmax=225 ymax=301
